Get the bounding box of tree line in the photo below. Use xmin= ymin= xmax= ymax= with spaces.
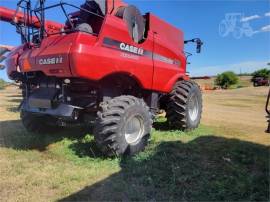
xmin=215 ymin=68 xmax=270 ymax=89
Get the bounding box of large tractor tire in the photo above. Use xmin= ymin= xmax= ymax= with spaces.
xmin=166 ymin=80 xmax=202 ymax=131
xmin=21 ymin=111 xmax=59 ymax=134
xmin=94 ymin=95 xmax=152 ymax=157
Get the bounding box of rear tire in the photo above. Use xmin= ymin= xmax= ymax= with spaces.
xmin=166 ymin=80 xmax=202 ymax=131
xmin=21 ymin=111 xmax=59 ymax=134
xmin=94 ymin=96 xmax=152 ymax=157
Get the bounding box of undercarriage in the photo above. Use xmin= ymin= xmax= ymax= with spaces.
xmin=19 ymin=72 xmax=159 ymax=126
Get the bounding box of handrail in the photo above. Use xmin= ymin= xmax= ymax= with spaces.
xmin=33 ymin=1 xmax=105 ymax=20
xmin=32 ymin=1 xmax=105 ymax=37
xmin=266 ymin=88 xmax=270 ymax=115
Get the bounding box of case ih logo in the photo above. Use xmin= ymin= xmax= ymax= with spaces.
xmin=103 ymin=38 xmax=180 ymax=66
xmin=39 ymin=57 xmax=63 ymax=65
xmin=119 ymin=43 xmax=144 ymax=56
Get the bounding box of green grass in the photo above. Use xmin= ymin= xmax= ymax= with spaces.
xmin=1 ymin=117 xmax=269 ymax=201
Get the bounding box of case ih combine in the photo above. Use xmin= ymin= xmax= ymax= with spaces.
xmin=0 ymin=0 xmax=203 ymax=156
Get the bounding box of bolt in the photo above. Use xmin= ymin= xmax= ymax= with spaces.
xmin=64 ymin=79 xmax=71 ymax=84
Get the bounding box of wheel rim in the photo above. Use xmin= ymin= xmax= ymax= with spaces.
xmin=188 ymin=93 xmax=199 ymax=122
xmin=124 ymin=115 xmax=144 ymax=145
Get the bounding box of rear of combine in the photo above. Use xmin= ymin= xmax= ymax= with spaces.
xmin=0 ymin=0 xmax=203 ymax=156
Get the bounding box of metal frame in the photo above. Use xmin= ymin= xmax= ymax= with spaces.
xmin=13 ymin=0 xmax=106 ymax=44
xmin=12 ymin=0 xmax=32 ymax=43
xmin=33 ymin=1 xmax=105 ymax=37
xmin=266 ymin=88 xmax=270 ymax=133
xmin=266 ymin=88 xmax=270 ymax=115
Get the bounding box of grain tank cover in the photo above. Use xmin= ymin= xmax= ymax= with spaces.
xmin=149 ymin=14 xmax=184 ymax=52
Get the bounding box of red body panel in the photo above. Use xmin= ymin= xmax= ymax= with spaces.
xmin=18 ymin=35 xmax=74 ymax=76
xmin=107 ymin=0 xmax=127 ymax=14
xmin=149 ymin=14 xmax=187 ymax=92
xmin=5 ymin=45 xmax=23 ymax=76
xmin=70 ymin=16 xmax=154 ymax=90
xmin=3 ymin=8 xmax=187 ymax=93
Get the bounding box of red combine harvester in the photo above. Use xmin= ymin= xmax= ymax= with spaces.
xmin=0 ymin=0 xmax=203 ymax=156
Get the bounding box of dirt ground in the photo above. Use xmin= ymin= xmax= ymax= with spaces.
xmin=202 ymin=86 xmax=270 ymax=145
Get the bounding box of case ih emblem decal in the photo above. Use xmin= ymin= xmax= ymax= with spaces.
xmin=119 ymin=43 xmax=144 ymax=55
xmin=103 ymin=37 xmax=180 ymax=66
xmin=39 ymin=57 xmax=63 ymax=65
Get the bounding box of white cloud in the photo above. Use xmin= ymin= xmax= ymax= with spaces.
xmin=190 ymin=61 xmax=269 ymax=77
xmin=261 ymin=25 xmax=270 ymax=32
xmin=241 ymin=15 xmax=260 ymax=22
xmin=265 ymin=12 xmax=270 ymax=17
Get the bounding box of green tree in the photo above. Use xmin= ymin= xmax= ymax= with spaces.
xmin=215 ymin=71 xmax=239 ymax=89
xmin=252 ymin=68 xmax=270 ymax=80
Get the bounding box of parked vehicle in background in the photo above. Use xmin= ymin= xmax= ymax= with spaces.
xmin=252 ymin=77 xmax=269 ymax=87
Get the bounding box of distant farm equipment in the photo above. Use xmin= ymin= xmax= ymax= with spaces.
xmin=191 ymin=76 xmax=214 ymax=90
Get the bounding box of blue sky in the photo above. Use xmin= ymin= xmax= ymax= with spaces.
xmin=0 ymin=0 xmax=270 ymax=80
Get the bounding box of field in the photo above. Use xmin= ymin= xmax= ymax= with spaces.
xmin=0 ymin=83 xmax=269 ymax=201
xmin=195 ymin=75 xmax=253 ymax=90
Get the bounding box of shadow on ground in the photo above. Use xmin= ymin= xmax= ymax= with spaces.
xmin=0 ymin=119 xmax=269 ymax=201
xmin=0 ymin=119 xmax=171 ymax=155
xmin=60 ymin=136 xmax=270 ymax=201
xmin=153 ymin=121 xmax=171 ymax=131
xmin=0 ymin=119 xmax=91 ymax=151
